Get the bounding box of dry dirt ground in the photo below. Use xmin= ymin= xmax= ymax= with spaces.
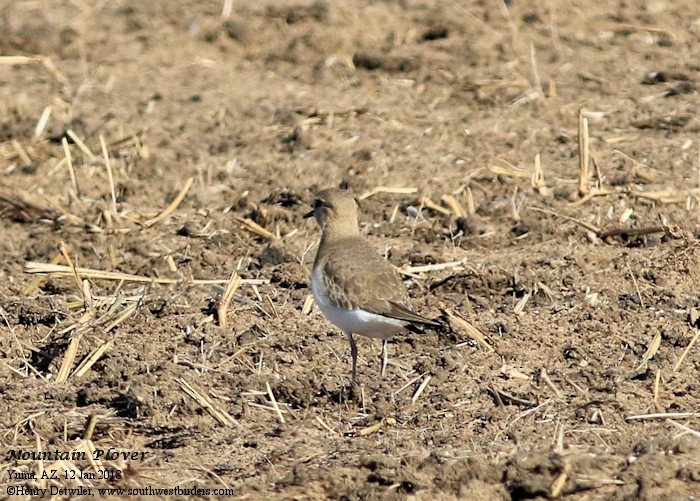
xmin=1 ymin=0 xmax=700 ymax=499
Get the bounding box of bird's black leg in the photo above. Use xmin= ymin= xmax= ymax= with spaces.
xmin=346 ymin=332 xmax=358 ymax=383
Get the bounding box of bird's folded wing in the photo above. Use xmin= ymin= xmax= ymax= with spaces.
xmin=372 ymin=300 xmax=441 ymax=327
xmin=321 ymin=244 xmax=439 ymax=327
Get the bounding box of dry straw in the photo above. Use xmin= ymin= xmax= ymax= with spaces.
xmin=23 ymin=252 xmax=63 ymax=295
xmin=216 ymin=271 xmax=242 ymax=328
xmin=673 ymin=329 xmax=699 ymax=371
xmin=653 ymin=369 xmax=661 ymax=411
xmin=301 ymin=294 xmax=314 ymax=315
xmin=66 ymin=129 xmax=94 ymax=159
xmin=233 ymin=215 xmax=277 ymax=240
xmin=0 ymin=55 xmax=69 ymax=86
xmin=578 ymin=109 xmax=590 ymax=197
xmin=61 ymin=138 xmax=80 ymax=194
xmin=531 ymin=153 xmax=550 ymax=196
xmin=358 ymin=186 xmax=418 ymax=200
xmin=179 ymin=379 xmax=239 ymax=427
xmin=73 ymin=340 xmax=114 ymax=378
xmin=34 ymin=105 xmax=52 ymax=139
xmin=626 ymin=412 xmax=700 ymax=421
xmin=266 ymin=381 xmax=285 ymax=424
xmin=356 ymin=417 xmax=396 ymax=437
xmin=55 ymin=334 xmax=81 ymax=383
xmin=399 ymin=260 xmax=467 ymax=276
xmin=550 ymin=461 xmax=571 ymax=498
xmin=444 ymin=309 xmax=495 ymax=353
xmin=11 ymin=139 xmax=31 ymax=165
xmin=99 ymin=135 xmax=118 ymax=216
xmin=144 ymin=177 xmax=195 ymax=227
xmin=411 ymin=374 xmax=431 ymax=404
xmin=442 ymin=194 xmax=465 ymax=217
xmin=24 ymin=261 xmax=268 ymax=287
xmin=413 ymin=194 xmax=451 ymax=216
xmin=668 ymin=419 xmax=700 ymax=440
xmin=315 ymin=415 xmax=338 ymax=435
xmin=639 ymin=332 xmax=662 ymax=369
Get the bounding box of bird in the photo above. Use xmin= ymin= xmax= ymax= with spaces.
xmin=304 ymin=188 xmax=440 ymax=382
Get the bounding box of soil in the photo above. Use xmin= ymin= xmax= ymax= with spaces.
xmin=1 ymin=0 xmax=700 ymax=499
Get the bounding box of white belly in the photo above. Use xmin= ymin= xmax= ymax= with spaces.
xmin=311 ymin=267 xmax=406 ymax=339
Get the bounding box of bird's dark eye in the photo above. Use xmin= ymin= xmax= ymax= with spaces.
xmin=314 ymin=198 xmax=328 ymax=209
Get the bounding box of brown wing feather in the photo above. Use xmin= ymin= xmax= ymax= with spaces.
xmin=383 ymin=301 xmax=441 ymax=327
xmin=320 ymin=237 xmax=437 ymax=326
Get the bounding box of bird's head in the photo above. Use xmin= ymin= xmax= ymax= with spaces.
xmin=304 ymin=188 xmax=359 ymax=235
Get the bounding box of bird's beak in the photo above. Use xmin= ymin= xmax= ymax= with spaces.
xmin=303 ymin=209 xmax=315 ymax=219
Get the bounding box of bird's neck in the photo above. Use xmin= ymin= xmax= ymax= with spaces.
xmin=321 ymin=218 xmax=360 ymax=242
xmin=315 ymin=220 xmax=360 ymax=266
